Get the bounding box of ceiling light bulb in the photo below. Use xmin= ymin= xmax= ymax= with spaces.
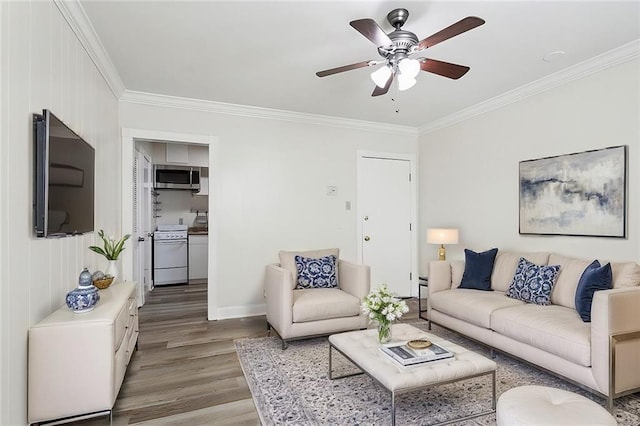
xmin=398 ymin=58 xmax=420 ymax=78
xmin=371 ymin=65 xmax=392 ymax=88
xmin=398 ymin=75 xmax=416 ymax=91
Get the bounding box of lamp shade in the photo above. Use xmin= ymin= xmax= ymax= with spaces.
xmin=371 ymin=65 xmax=392 ymax=88
xmin=397 ymin=75 xmax=416 ymax=91
xmin=427 ymin=228 xmax=459 ymax=245
xmin=398 ymin=58 xmax=420 ymax=78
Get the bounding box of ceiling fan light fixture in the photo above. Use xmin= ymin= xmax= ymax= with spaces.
xmin=371 ymin=65 xmax=392 ymax=88
xmin=398 ymin=58 xmax=420 ymax=78
xmin=398 ymin=75 xmax=416 ymax=91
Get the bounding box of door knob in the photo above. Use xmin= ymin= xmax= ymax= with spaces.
xmin=138 ymin=237 xmax=145 ymax=242
xmin=364 ymin=236 xmax=370 ymax=241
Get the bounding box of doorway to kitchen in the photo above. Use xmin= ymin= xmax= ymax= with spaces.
xmin=122 ymin=129 xmax=219 ymax=320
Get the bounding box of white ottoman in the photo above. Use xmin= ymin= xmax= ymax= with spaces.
xmin=497 ymin=385 xmax=617 ymax=426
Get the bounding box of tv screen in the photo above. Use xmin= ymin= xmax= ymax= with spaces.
xmin=33 ymin=110 xmax=95 ymax=238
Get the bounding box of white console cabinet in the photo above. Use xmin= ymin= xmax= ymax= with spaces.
xmin=28 ymin=281 xmax=139 ymax=424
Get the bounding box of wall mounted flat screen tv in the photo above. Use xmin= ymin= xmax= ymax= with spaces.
xmin=33 ymin=110 xmax=95 ymax=238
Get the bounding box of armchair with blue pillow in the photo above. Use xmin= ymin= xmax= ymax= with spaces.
xmin=264 ymin=248 xmax=370 ymax=349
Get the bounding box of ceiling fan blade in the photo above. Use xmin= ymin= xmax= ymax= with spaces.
xmin=419 ymin=58 xmax=470 ymax=79
xmin=415 ymin=16 xmax=485 ymax=51
xmin=371 ymin=72 xmax=394 ymax=96
xmin=350 ymin=18 xmax=393 ymax=48
xmin=316 ymin=60 xmax=374 ymax=77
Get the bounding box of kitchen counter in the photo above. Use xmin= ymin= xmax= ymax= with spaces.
xmin=188 ymin=227 xmax=208 ymax=235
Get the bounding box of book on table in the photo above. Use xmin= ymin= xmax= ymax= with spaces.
xmin=380 ymin=341 xmax=454 ymax=366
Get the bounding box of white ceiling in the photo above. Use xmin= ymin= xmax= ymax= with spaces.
xmin=80 ymin=1 xmax=640 ymax=128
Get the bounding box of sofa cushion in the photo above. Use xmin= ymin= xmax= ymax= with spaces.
xmin=294 ymin=254 xmax=338 ymax=289
xmin=292 ymin=288 xmax=360 ymax=323
xmin=506 ymin=258 xmax=560 ymax=305
xmin=491 ymin=251 xmax=550 ymax=292
xmin=279 ymin=248 xmax=339 ymax=290
xmin=548 ymin=254 xmax=593 ymax=309
xmin=608 ymin=261 xmax=640 ymax=288
xmin=491 ymin=304 xmax=591 ymax=367
xmin=430 ymin=289 xmax=525 ymax=329
xmin=575 ymin=260 xmax=612 ymax=322
xmin=459 ymin=248 xmax=498 ymax=291
xmin=451 ymin=260 xmax=465 ymax=288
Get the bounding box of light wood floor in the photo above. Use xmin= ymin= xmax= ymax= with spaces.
xmin=77 ymin=283 xmax=421 ymax=425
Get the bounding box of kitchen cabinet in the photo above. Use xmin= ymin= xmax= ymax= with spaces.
xmin=189 ymin=234 xmax=208 ymax=281
xmin=166 ymin=143 xmax=189 ymax=163
xmin=197 ymin=176 xmax=209 ymax=196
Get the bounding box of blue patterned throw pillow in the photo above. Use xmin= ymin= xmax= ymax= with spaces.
xmin=295 ymin=255 xmax=338 ymax=289
xmin=506 ymin=257 xmax=560 ymax=305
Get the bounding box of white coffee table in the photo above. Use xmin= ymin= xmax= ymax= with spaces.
xmin=328 ymin=323 xmax=496 ymax=425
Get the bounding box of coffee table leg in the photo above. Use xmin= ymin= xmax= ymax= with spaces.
xmin=391 ymin=391 xmax=396 ymax=426
xmin=492 ymin=370 xmax=496 ymax=410
xmin=328 ymin=344 xmax=333 ymax=379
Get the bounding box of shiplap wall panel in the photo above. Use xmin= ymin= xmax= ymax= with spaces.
xmin=0 ymin=1 xmax=7 ymax=422
xmin=0 ymin=1 xmax=120 ymax=424
xmin=6 ymin=3 xmax=32 ymax=424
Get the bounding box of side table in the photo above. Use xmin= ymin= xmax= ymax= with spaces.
xmin=418 ymin=276 xmax=428 ymax=321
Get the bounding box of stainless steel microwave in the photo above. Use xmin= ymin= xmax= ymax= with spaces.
xmin=153 ymin=165 xmax=201 ymax=191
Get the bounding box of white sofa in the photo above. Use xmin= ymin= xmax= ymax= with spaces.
xmin=428 ymin=251 xmax=640 ymax=409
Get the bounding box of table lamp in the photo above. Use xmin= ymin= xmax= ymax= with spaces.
xmin=427 ymin=228 xmax=459 ymax=261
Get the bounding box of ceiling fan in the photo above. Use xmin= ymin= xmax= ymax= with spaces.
xmin=316 ymin=8 xmax=485 ymax=96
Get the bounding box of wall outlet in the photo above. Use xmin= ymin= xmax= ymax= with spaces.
xmin=345 ymin=201 xmax=351 ymax=210
xmin=179 ymin=218 xmax=183 ymax=225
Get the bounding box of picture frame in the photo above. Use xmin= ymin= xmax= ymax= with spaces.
xmin=519 ymin=145 xmax=627 ymax=238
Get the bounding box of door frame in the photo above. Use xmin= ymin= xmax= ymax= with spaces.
xmin=357 ymin=150 xmax=418 ymax=297
xmin=122 ymin=128 xmax=219 ymax=319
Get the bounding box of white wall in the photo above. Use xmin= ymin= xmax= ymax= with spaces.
xmin=0 ymin=2 xmax=120 ymax=424
xmin=154 ymin=189 xmax=208 ymax=228
xmin=419 ymin=58 xmax=640 ymax=273
xmin=120 ymin=102 xmax=417 ymax=314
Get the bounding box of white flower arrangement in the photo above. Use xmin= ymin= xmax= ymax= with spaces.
xmin=361 ymin=284 xmax=409 ymax=324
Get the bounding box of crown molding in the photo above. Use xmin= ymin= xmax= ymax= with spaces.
xmin=53 ymin=0 xmax=125 ymax=99
xmin=120 ymin=90 xmax=418 ymax=136
xmin=418 ymin=39 xmax=640 ymax=136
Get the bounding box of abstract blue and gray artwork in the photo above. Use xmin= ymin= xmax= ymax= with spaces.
xmin=519 ymin=146 xmax=626 ymax=237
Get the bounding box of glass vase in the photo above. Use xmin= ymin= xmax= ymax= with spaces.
xmin=377 ymin=321 xmax=392 ymax=343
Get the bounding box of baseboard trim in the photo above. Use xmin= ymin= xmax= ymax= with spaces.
xmin=217 ymin=303 xmax=266 ymax=320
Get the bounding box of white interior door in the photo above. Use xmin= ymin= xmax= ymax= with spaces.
xmin=358 ymin=155 xmax=413 ymax=297
xmin=134 ymin=148 xmax=153 ymax=305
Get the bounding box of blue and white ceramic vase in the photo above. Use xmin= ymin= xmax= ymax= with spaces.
xmin=66 ymin=268 xmax=100 ymax=313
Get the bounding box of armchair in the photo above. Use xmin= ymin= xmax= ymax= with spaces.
xmin=265 ymin=248 xmax=370 ymax=349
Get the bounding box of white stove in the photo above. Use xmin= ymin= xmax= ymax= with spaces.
xmin=154 ymin=224 xmax=188 ymax=240
xmin=153 ymin=224 xmax=188 ymax=285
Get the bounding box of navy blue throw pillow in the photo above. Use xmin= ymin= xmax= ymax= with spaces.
xmin=459 ymin=248 xmax=499 ymax=291
xmin=575 ymin=260 xmax=612 ymax=322
xmin=294 ymin=255 xmax=338 ymax=289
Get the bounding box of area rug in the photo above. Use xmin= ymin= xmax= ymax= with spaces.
xmin=235 ymin=323 xmax=640 ymax=425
